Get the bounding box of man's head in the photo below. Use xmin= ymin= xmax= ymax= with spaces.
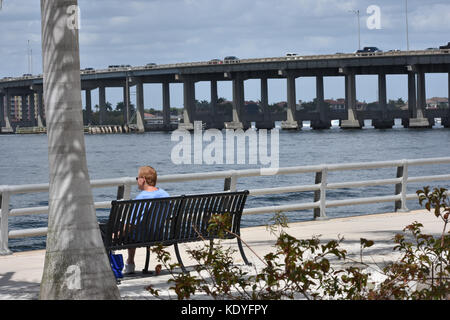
xmin=137 ymin=166 xmax=157 ymax=189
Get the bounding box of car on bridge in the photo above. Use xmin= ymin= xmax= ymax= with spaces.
xmin=285 ymin=53 xmax=303 ymax=60
xmin=81 ymin=67 xmax=95 ymax=74
xmin=208 ymin=59 xmax=222 ymax=65
xmin=223 ymin=56 xmax=240 ymax=63
xmin=355 ymin=47 xmax=382 ymax=56
xmin=439 ymin=42 xmax=450 ymax=50
xmin=145 ymin=63 xmax=157 ymax=68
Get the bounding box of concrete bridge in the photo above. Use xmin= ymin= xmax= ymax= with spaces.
xmin=1 ymin=50 xmax=450 ymax=133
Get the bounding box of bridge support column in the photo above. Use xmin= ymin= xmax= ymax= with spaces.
xmin=178 ymin=79 xmax=195 ymax=130
xmin=225 ymin=76 xmax=247 ymax=130
xmin=136 ymin=79 xmax=145 ymax=133
xmin=256 ymin=77 xmax=274 ymax=129
xmin=162 ymin=81 xmax=171 ymax=130
xmin=311 ymin=75 xmax=331 ymax=129
xmin=281 ymin=74 xmax=300 ymax=130
xmin=29 ymin=92 xmax=36 ymax=127
xmin=37 ymin=91 xmax=45 ymax=127
xmin=85 ymin=89 xmax=92 ymax=125
xmin=21 ymin=95 xmax=28 ymax=123
xmin=341 ymin=73 xmax=362 ymax=129
xmin=373 ymin=73 xmax=394 ymax=129
xmin=123 ymin=77 xmax=131 ymax=125
xmin=0 ymin=94 xmax=4 ymax=130
xmin=2 ymin=91 xmax=13 ymax=133
xmin=99 ymin=85 xmax=107 ymax=125
xmin=208 ymin=80 xmax=223 ymax=129
xmin=409 ymin=71 xmax=431 ymax=128
xmin=443 ymin=72 xmax=450 ymax=128
xmin=403 ymin=72 xmax=417 ymax=128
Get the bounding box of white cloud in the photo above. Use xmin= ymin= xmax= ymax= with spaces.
xmin=410 ymin=3 xmax=450 ymax=31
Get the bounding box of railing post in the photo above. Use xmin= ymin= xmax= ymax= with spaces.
xmin=314 ymin=167 xmax=328 ymax=220
xmin=395 ymin=161 xmax=409 ymax=212
xmin=0 ymin=191 xmax=12 ymax=255
xmin=224 ymin=171 xmax=237 ymax=191
xmin=117 ymin=182 xmax=132 ymax=200
xmin=123 ymin=183 xmax=132 ymax=200
xmin=116 ymin=185 xmax=125 ymax=200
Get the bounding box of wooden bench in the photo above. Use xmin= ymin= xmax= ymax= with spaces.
xmin=100 ymin=190 xmax=250 ymax=273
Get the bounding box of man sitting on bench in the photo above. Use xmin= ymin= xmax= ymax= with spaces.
xmin=124 ymin=165 xmax=169 ymax=274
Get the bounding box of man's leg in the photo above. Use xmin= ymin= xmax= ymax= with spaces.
xmin=124 ymin=248 xmax=136 ymax=274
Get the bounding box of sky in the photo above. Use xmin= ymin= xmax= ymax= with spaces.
xmin=0 ymin=0 xmax=449 ymax=109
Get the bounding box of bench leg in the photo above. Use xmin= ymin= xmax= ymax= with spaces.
xmin=174 ymin=243 xmax=187 ymax=273
xmin=237 ymin=238 xmax=251 ymax=266
xmin=143 ymin=247 xmax=151 ymax=274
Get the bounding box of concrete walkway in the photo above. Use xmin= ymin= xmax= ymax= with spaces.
xmin=0 ymin=209 xmax=444 ymax=300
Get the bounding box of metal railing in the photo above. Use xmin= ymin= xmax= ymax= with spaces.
xmin=1 ymin=156 xmax=450 ymax=254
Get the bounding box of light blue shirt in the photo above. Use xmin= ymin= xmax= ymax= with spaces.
xmin=135 ymin=188 xmax=169 ymax=200
xmin=133 ymin=188 xmax=170 ymax=225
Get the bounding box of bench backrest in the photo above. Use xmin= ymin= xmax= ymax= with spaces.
xmin=172 ymin=191 xmax=249 ymax=243
xmin=104 ymin=190 xmax=249 ymax=250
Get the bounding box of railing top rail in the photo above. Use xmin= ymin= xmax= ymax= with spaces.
xmin=1 ymin=157 xmax=450 ymax=195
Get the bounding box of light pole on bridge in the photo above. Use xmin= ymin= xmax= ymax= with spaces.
xmin=405 ymin=0 xmax=410 ymax=51
xmin=349 ymin=9 xmax=361 ymax=51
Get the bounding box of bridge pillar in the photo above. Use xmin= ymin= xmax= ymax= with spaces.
xmin=403 ymin=72 xmax=417 ymax=128
xmin=37 ymin=91 xmax=45 ymax=127
xmin=443 ymin=72 xmax=450 ymax=128
xmin=29 ymin=92 xmax=36 ymax=127
xmin=162 ymin=81 xmax=171 ymax=130
xmin=2 ymin=90 xmax=13 ymax=133
xmin=225 ymin=75 xmax=247 ymax=130
xmin=85 ymin=89 xmax=92 ymax=125
xmin=341 ymin=73 xmax=362 ymax=129
xmin=373 ymin=73 xmax=394 ymax=129
xmin=311 ymin=75 xmax=331 ymax=129
xmin=178 ymin=79 xmax=196 ymax=130
xmin=20 ymin=95 xmax=28 ymax=123
xmin=123 ymin=77 xmax=131 ymax=125
xmin=281 ymin=74 xmax=300 ymax=130
xmin=0 ymin=94 xmax=4 ymax=129
xmin=208 ymin=80 xmax=223 ymax=129
xmin=256 ymin=77 xmax=274 ymax=129
xmin=135 ymin=79 xmax=145 ymax=132
xmin=409 ymin=71 xmax=431 ymax=128
xmin=20 ymin=94 xmax=33 ymax=126
xmin=98 ymin=85 xmax=107 ymax=125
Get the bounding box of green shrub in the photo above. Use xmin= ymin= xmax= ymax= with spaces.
xmin=146 ymin=187 xmax=449 ymax=300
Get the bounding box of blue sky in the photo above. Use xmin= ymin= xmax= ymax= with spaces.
xmin=0 ymin=0 xmax=449 ymax=109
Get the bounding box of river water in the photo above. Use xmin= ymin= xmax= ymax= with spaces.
xmin=2 ymin=120 xmax=450 ymax=252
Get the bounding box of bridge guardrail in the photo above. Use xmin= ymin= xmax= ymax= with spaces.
xmin=2 ymin=49 xmax=450 ymax=84
xmin=1 ymin=156 xmax=450 ymax=254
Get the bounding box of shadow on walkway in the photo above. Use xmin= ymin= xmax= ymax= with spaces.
xmin=0 ymin=272 xmax=40 ymax=300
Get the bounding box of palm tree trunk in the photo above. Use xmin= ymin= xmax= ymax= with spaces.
xmin=39 ymin=0 xmax=120 ymax=299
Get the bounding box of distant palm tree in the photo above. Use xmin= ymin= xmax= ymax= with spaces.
xmin=39 ymin=0 xmax=120 ymax=299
